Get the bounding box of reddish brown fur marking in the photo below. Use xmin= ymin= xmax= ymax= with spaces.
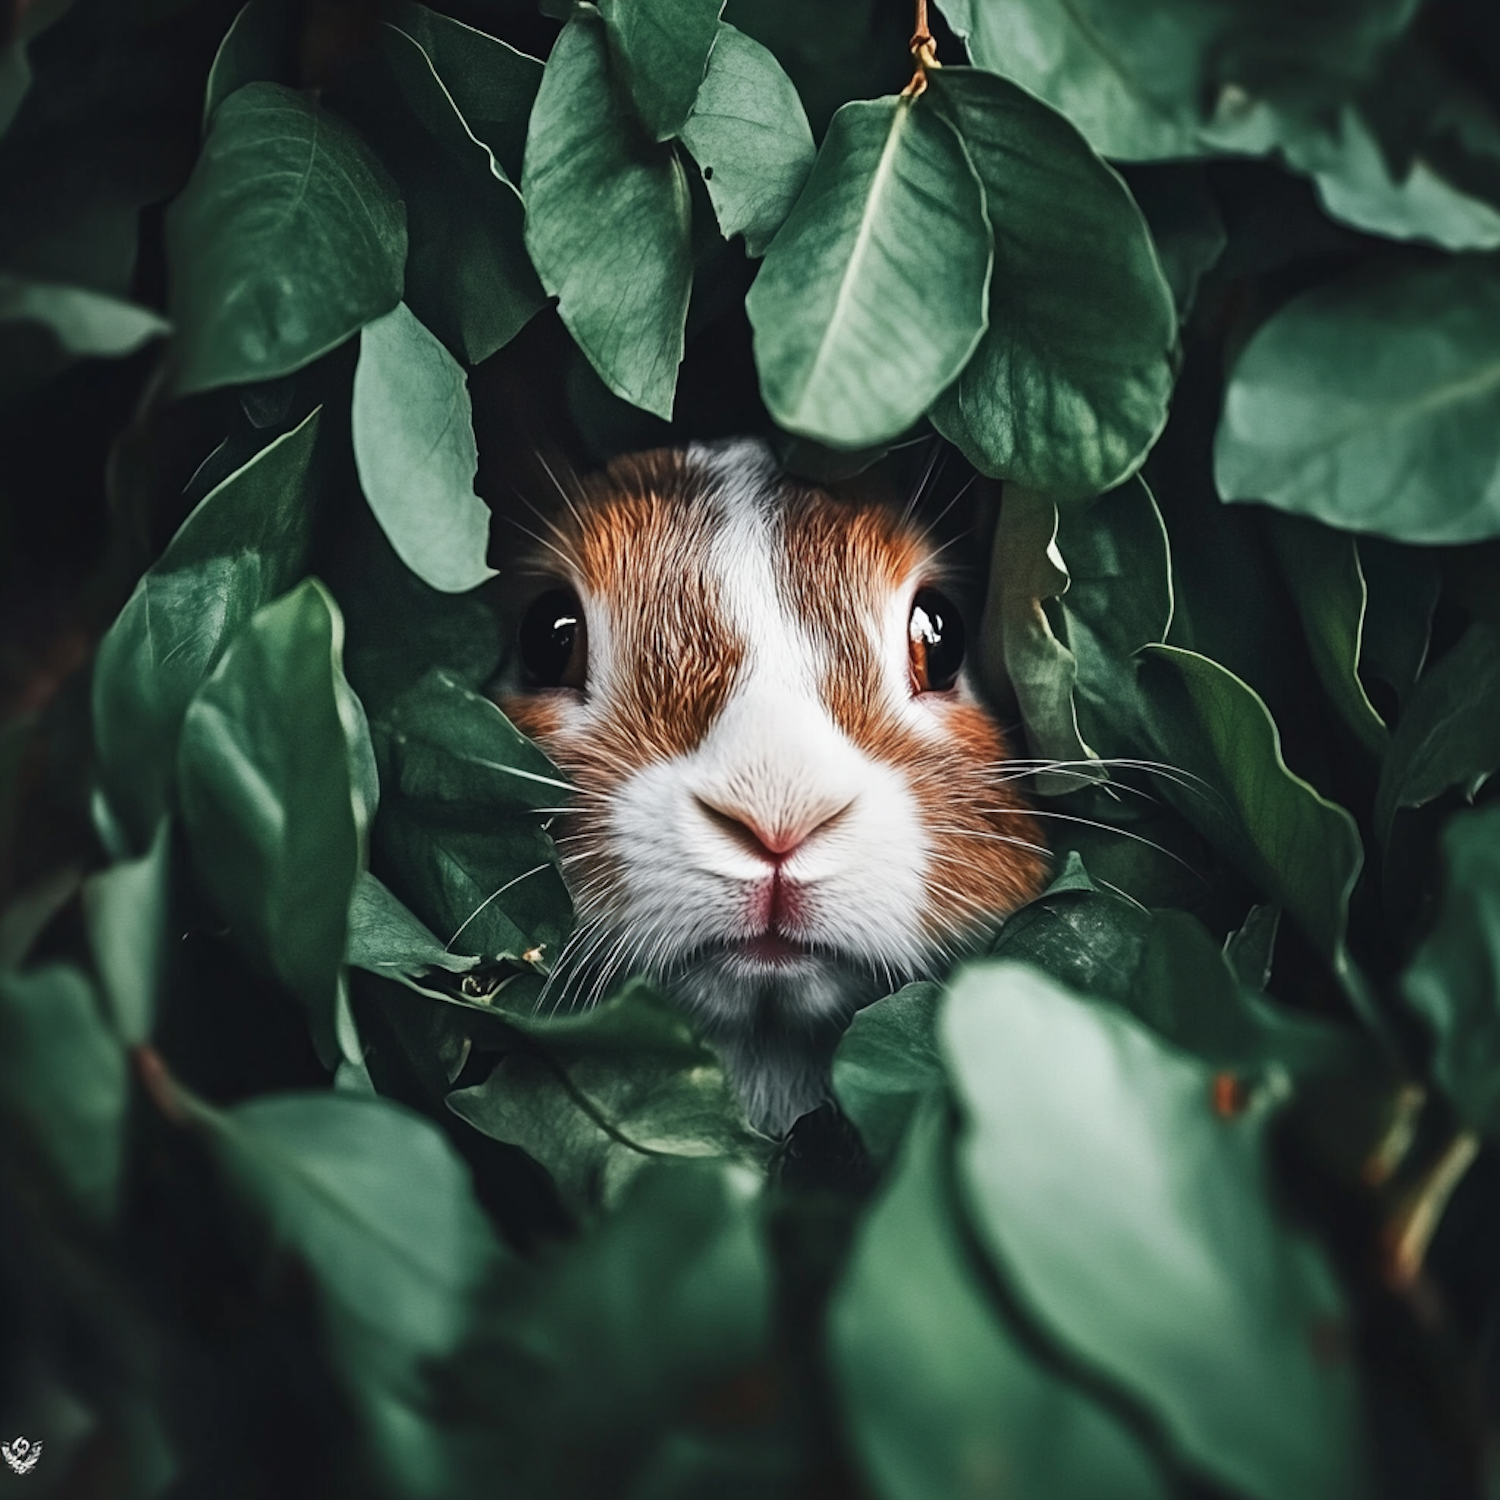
xmin=504 ymin=449 xmax=746 ymax=783
xmin=778 ymin=491 xmax=1049 ymax=932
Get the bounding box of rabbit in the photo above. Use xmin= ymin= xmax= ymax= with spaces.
xmin=496 ymin=438 xmax=1048 ymax=1136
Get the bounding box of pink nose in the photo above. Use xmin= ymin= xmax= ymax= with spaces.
xmin=694 ymin=796 xmax=848 ymax=864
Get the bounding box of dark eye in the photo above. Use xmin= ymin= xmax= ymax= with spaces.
xmin=520 ymin=587 xmax=587 ymax=689
xmin=909 ymin=587 xmax=964 ymax=693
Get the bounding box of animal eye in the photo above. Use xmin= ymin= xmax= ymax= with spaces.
xmin=520 ymin=587 xmax=587 ymax=689
xmin=909 ymin=587 xmax=965 ymax=693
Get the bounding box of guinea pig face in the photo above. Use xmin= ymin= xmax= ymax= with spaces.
xmin=499 ymin=440 xmax=1046 ymax=1130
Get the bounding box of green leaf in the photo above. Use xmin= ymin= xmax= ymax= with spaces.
xmin=1357 ymin=537 xmax=1439 ymax=708
xmin=165 ymin=82 xmax=406 ymax=395
xmin=0 ymin=272 xmax=168 ymax=359
xmin=678 ymin=22 xmax=813 ymax=257
xmin=385 ymin=1 xmax=541 ymax=182
xmin=202 ymin=0 xmax=296 ymax=131
xmin=746 ymin=94 xmax=990 ymax=448
xmin=599 ymin=0 xmax=723 ymax=142
xmin=178 ymin=579 xmax=374 ymax=1064
xmin=82 ymin=819 xmax=172 ymax=1047
xmin=830 ymin=981 xmax=942 ymax=1166
xmin=1139 ymin=645 xmax=1363 ymax=967
xmin=202 ymin=1090 xmax=503 ymax=1494
xmin=448 ymin=981 xmax=772 ymax=1216
xmin=1123 ymin=164 xmax=1226 ymax=320
xmin=1401 ymin=803 xmax=1500 ymax=1140
xmin=0 ymin=964 xmax=126 ymax=1224
xmin=522 ymin=8 xmax=693 ymax=418
xmin=1375 ymin=623 xmax=1500 ymax=844
xmin=0 ymin=41 xmax=29 ymax=141
xmin=352 ymin=302 xmax=496 ymax=595
xmin=1215 ymin=256 xmax=1500 ymax=544
xmin=344 ymin=9 xmax=544 ymax=364
xmin=1266 ymin=513 xmax=1386 ymax=755
xmin=93 ymin=406 xmax=325 ymax=851
xmin=935 ymin=0 xmax=1414 ymax=163
xmin=346 ymin=871 xmax=478 ymax=979
xmin=831 ymin=1099 xmax=1171 ymax=1500
xmin=378 ymin=669 xmax=570 ymax=815
xmin=466 ymin=1161 xmax=775 ymax=1488
xmin=944 ymin=962 xmax=1366 ymax=1500
xmin=979 ymin=486 xmax=1100 ymax=793
xmin=992 ymin=878 xmax=1362 ymax=1079
xmin=927 ymin=69 xmax=1176 ymax=499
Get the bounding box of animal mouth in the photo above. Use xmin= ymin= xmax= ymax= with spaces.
xmin=732 ymin=931 xmax=809 ymax=965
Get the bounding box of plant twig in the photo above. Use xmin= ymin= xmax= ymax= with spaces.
xmin=902 ymin=0 xmax=940 ymax=98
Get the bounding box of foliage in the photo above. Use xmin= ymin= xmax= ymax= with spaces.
xmin=3 ymin=0 xmax=1500 ymax=1496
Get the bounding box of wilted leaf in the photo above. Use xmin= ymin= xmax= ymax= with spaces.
xmin=166 ymin=82 xmax=406 ymax=394
xmin=1375 ymin=623 xmax=1500 ymax=844
xmin=0 ymin=963 xmax=126 ymax=1224
xmin=82 ymin=819 xmax=172 ymax=1046
xmin=928 ymin=69 xmax=1176 ymax=499
xmin=93 ymin=407 xmax=325 ymax=850
xmin=830 ymin=981 xmax=942 ymax=1165
xmin=448 ymin=982 xmax=772 ymax=1216
xmin=599 ymin=0 xmax=723 ymax=141
xmin=522 ymin=8 xmax=692 ymax=418
xmin=1266 ymin=513 xmax=1386 ymax=755
xmin=831 ymin=1100 xmax=1171 ymax=1500
xmin=679 ymin=22 xmax=813 ymax=256
xmin=1215 ymin=257 xmax=1500 ymax=544
xmin=1401 ymin=803 xmax=1500 ymax=1140
xmin=178 ymin=579 xmax=375 ymax=1064
xmin=747 ymin=94 xmax=990 ymax=448
xmin=945 ymin=962 xmax=1366 ymax=1500
xmin=352 ymin=302 xmax=496 ymax=595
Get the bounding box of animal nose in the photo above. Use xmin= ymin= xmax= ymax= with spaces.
xmin=693 ymin=794 xmax=849 ymax=864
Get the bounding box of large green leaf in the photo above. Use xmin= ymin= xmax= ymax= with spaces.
xmin=832 ymin=1099 xmax=1171 ymax=1500
xmin=678 ymin=23 xmax=813 ymax=257
xmin=1401 ymin=802 xmax=1500 ymax=1140
xmin=830 ymin=981 xmax=943 ymax=1166
xmin=352 ymin=302 xmax=495 ymax=595
xmin=202 ymin=0 xmax=296 ymax=130
xmin=928 ymin=69 xmax=1176 ymax=498
xmin=340 ymin=9 xmax=544 ymax=365
xmin=463 ymin=1160 xmax=777 ymax=1495
xmin=944 ymin=962 xmax=1365 ymax=1500
xmin=522 ymin=8 xmax=692 ymax=418
xmin=378 ymin=669 xmax=569 ymax=815
xmin=202 ymin=1090 xmax=503 ymax=1496
xmin=448 ymin=982 xmax=772 ymax=1216
xmin=934 ymin=0 xmax=1414 ymax=163
xmin=0 ymin=273 xmax=168 ymax=392
xmin=165 ymin=81 xmax=406 ymax=394
xmin=346 ymin=871 xmax=479 ymax=980
xmin=746 ymin=94 xmax=990 ymax=448
xmin=992 ymin=875 xmax=1365 ymax=1080
xmin=0 ymin=963 xmax=126 ymax=1224
xmin=1374 ymin=623 xmax=1500 ymax=844
xmin=93 ymin=407 xmax=324 ymax=851
xmin=178 ymin=579 xmax=375 ymax=1065
xmin=1266 ymin=514 xmax=1386 ymax=755
xmin=1138 ymin=645 xmax=1363 ymax=967
xmin=1215 ymin=257 xmax=1500 ymax=544
xmin=82 ymin=819 xmax=172 ymax=1047
xmin=598 ymin=0 xmax=723 ymax=141
xmin=979 ymin=486 xmax=1099 ymax=792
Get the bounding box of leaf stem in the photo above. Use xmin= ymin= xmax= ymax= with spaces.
xmin=902 ymin=0 xmax=940 ymax=98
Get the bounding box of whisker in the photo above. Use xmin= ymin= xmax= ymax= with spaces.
xmin=445 ymin=863 xmax=549 ymax=952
